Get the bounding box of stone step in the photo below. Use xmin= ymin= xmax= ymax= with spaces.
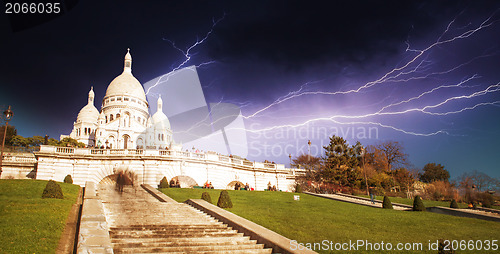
xmin=111 ymin=228 xmax=234 ymax=234
xmin=113 ymin=239 xmax=258 ymax=248
xmin=110 ymin=224 xmax=231 ymax=231
xmin=113 ymin=243 xmax=268 ymax=253
xmin=109 ymin=231 xmax=243 ymax=238
xmin=99 ymin=185 xmax=272 ymax=254
xmin=111 ymin=236 xmax=253 ymax=244
xmin=114 ymin=248 xmax=273 ymax=254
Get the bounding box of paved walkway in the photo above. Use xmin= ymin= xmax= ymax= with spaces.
xmin=306 ymin=192 xmax=411 ymax=210
xmin=99 ymin=185 xmax=272 ymax=253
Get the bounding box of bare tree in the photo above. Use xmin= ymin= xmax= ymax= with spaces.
xmin=292 ymin=154 xmax=322 ymax=181
xmin=376 ymin=141 xmax=408 ymax=171
xmin=460 ymin=170 xmax=500 ymax=192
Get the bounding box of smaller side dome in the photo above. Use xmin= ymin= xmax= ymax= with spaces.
xmin=77 ymin=87 xmax=99 ymax=123
xmin=77 ymin=104 xmax=99 ymax=123
xmin=151 ymin=95 xmax=170 ymax=129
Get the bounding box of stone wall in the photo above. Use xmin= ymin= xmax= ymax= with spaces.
xmin=35 ymin=145 xmax=303 ymax=191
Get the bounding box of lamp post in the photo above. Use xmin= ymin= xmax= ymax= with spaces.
xmin=361 ymin=147 xmax=368 ymax=195
xmin=307 ymin=140 xmax=311 ymax=161
xmin=0 ymin=106 xmax=14 ymax=178
xmin=289 ymin=154 xmax=292 ymax=167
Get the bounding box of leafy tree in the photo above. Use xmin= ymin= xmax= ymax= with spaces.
xmin=419 ymin=163 xmax=450 ymax=183
xmin=0 ymin=125 xmax=17 ymax=146
xmin=322 ymin=136 xmax=361 ymax=187
xmin=47 ymin=138 xmax=60 ymax=146
xmin=29 ymin=135 xmax=45 ymax=147
xmin=11 ymin=135 xmax=29 ymax=147
xmin=59 ymin=137 xmax=85 ymax=148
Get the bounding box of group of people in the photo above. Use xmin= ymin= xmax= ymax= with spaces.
xmin=234 ymin=182 xmax=251 ymax=191
xmin=169 ymin=179 xmax=181 ymax=188
xmin=203 ymin=181 xmax=214 ymax=189
xmin=267 ymin=182 xmax=277 ymax=191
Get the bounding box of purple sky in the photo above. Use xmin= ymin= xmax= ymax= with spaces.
xmin=1 ymin=0 xmax=499 ymax=179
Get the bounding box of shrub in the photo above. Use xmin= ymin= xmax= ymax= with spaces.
xmin=475 ymin=192 xmax=495 ymax=208
xmin=159 ymin=176 xmax=169 ymax=188
xmin=450 ymin=199 xmax=459 ymax=209
xmin=382 ymin=196 xmax=393 ymax=209
xmin=201 ymin=192 xmax=212 ymax=203
xmin=295 ymin=183 xmax=302 ymax=193
xmin=412 ymin=195 xmax=426 ymax=211
xmin=217 ymin=190 xmax=233 ymax=208
xmin=42 ymin=180 xmax=64 ymax=199
xmin=63 ymin=174 xmax=73 ymax=184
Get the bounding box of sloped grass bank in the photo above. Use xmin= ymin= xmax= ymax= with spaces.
xmin=0 ymin=179 xmax=80 ymax=253
xmin=161 ymin=188 xmax=500 ymax=253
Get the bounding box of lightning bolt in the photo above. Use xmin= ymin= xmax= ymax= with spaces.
xmin=230 ymin=10 xmax=500 ymax=140
xmin=244 ymin=11 xmax=499 ymax=119
xmin=145 ymin=14 xmax=225 ymax=95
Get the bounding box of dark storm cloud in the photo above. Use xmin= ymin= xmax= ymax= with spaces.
xmin=206 ymin=0 xmax=482 ymax=69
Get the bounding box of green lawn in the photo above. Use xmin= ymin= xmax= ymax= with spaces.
xmin=357 ymin=194 xmax=470 ymax=209
xmin=0 ymin=179 xmax=80 ymax=254
xmin=161 ymin=188 xmax=500 ymax=253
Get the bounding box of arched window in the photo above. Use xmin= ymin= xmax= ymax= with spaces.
xmin=116 ymin=113 xmax=120 ymax=118
xmin=110 ymin=114 xmax=114 ymax=121
xmin=105 ymin=116 xmax=108 ymax=123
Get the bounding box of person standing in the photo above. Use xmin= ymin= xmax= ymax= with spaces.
xmin=369 ymin=186 xmax=376 ymax=204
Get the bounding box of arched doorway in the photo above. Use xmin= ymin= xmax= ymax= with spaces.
xmin=226 ymin=180 xmax=245 ymax=190
xmin=171 ymin=175 xmax=198 ymax=188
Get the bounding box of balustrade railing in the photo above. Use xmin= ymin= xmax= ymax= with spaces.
xmin=44 ymin=145 xmax=297 ymax=175
xmin=56 ymin=147 xmax=74 ymax=154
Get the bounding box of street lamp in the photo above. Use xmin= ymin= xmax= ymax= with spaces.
xmin=307 ymin=140 xmax=311 ymax=161
xmin=361 ymin=147 xmax=369 ymax=195
xmin=1 ymin=106 xmax=14 ymax=177
xmin=289 ymin=154 xmax=292 ymax=167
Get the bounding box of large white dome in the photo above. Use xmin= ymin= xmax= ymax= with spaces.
xmin=105 ymin=72 xmax=146 ymax=101
xmin=104 ymin=49 xmax=147 ymax=102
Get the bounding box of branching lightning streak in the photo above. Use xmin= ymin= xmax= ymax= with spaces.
xmin=244 ymin=12 xmax=498 ymax=119
xmin=145 ymin=14 xmax=225 ymax=95
xmin=377 ymin=75 xmax=479 ymax=113
xmin=237 ymin=11 xmax=500 ymax=138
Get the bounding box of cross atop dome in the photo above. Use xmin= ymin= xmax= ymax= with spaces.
xmin=124 ymin=48 xmax=132 ymax=73
xmin=88 ymin=86 xmax=95 ymax=104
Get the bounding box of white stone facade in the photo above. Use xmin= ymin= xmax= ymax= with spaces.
xmin=35 ymin=146 xmax=301 ymax=191
xmin=63 ymin=49 xmax=174 ymax=150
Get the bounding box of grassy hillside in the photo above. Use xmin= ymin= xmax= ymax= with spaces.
xmin=161 ymin=188 xmax=500 ymax=253
xmin=0 ymin=179 xmax=80 ymax=253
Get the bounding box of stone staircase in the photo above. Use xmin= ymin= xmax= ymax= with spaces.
xmin=99 ymin=185 xmax=272 ymax=254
